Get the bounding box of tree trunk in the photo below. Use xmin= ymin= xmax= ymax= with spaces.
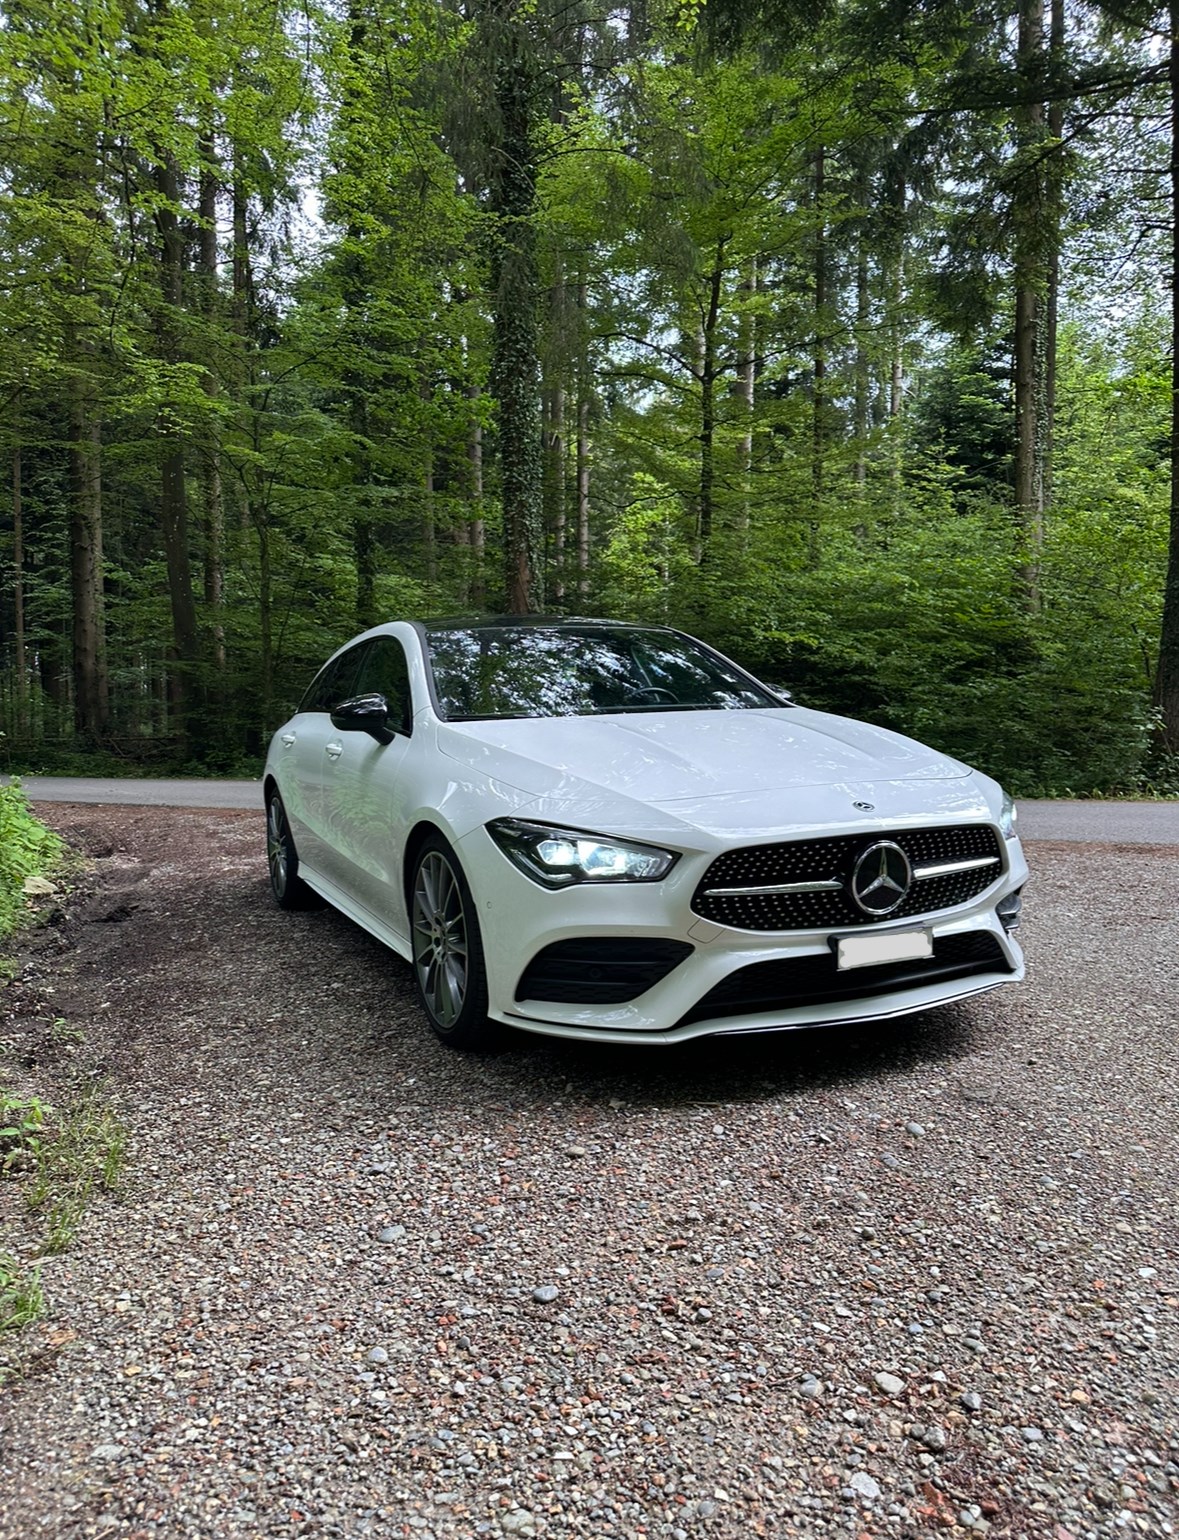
xmin=735 ymin=258 xmax=756 ymax=537
xmin=1014 ymin=0 xmax=1047 ymax=607
xmin=576 ymin=278 xmax=591 ymax=601
xmin=1157 ymin=0 xmax=1179 ymax=753
xmin=487 ymin=3 xmax=543 ymax=614
xmin=854 ymin=168 xmax=870 ymax=497
xmin=12 ymin=440 xmax=27 ymax=734
xmin=698 ymin=248 xmax=725 ymax=561
xmin=67 ymin=358 xmax=108 ymax=738
xmin=466 ymin=382 xmax=486 ymax=608
xmin=1043 ymin=0 xmax=1065 ymax=512
xmin=198 ymin=134 xmax=225 ymax=673
xmin=812 ymin=147 xmax=827 ymax=508
xmin=155 ymin=151 xmax=200 ymax=724
xmin=422 ymin=380 xmax=437 ymax=589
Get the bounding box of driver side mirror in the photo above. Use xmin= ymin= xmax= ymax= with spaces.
xmin=331 ymin=693 xmax=398 ymax=745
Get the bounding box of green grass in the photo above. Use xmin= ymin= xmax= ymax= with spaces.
xmin=0 ymin=781 xmax=66 ymax=939
xmin=0 ymin=1255 xmax=44 ymax=1333
xmin=26 ymin=1081 xmax=127 ymax=1254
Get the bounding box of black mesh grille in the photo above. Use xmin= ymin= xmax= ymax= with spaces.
xmin=692 ymin=824 xmax=1004 ymax=932
xmin=516 ymin=938 xmax=693 ymax=1004
xmin=677 ymin=931 xmax=1012 ymax=1028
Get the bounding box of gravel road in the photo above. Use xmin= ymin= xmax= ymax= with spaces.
xmin=1 ymin=808 xmax=1176 ymax=1540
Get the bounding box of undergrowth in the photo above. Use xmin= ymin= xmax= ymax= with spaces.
xmin=0 ymin=781 xmax=65 ymax=939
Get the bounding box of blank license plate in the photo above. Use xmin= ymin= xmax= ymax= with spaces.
xmin=836 ymin=930 xmax=932 ymax=971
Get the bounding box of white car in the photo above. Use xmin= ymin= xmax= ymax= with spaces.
xmin=263 ymin=618 xmax=1026 ymax=1050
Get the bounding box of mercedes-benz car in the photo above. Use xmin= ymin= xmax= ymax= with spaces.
xmin=263 ymin=617 xmax=1026 ymax=1050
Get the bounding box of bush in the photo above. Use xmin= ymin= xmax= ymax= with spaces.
xmin=0 ymin=782 xmax=65 ymax=939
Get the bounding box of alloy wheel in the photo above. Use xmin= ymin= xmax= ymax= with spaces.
xmin=267 ymin=797 xmax=289 ymax=898
xmin=412 ymin=850 xmax=469 ymax=1029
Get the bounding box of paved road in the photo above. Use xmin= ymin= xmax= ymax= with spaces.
xmin=5 ymin=775 xmax=1178 ymax=840
xmin=6 ymin=775 xmax=262 ymax=810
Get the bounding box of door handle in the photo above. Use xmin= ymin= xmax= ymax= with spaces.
xmin=280 ymin=733 xmax=296 ymax=747
xmin=325 ymin=741 xmax=343 ymax=760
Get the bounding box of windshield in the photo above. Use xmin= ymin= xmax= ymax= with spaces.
xmin=424 ymin=625 xmax=780 ymax=721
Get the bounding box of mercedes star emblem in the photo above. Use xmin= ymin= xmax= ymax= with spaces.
xmin=850 ymin=840 xmax=912 ymax=916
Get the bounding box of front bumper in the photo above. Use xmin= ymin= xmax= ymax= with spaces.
xmin=458 ymin=824 xmax=1028 ymax=1045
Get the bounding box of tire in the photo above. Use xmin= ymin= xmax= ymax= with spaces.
xmin=266 ymin=792 xmax=324 ymax=911
xmin=410 ymin=833 xmax=496 ymax=1051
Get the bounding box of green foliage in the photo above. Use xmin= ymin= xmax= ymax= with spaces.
xmin=0 ymin=1090 xmax=48 ymax=1172
xmin=0 ymin=0 xmax=1173 ymax=789
xmin=25 ymin=1082 xmax=127 ymax=1255
xmin=0 ymin=1255 xmax=43 ymax=1334
xmin=0 ymin=783 xmax=65 ymax=939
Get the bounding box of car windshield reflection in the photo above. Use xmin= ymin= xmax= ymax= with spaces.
xmin=424 ymin=624 xmax=778 ymax=721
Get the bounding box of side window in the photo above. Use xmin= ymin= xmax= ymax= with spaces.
xmin=356 ymin=636 xmax=413 ymax=735
xmin=299 ymin=642 xmax=369 ymax=713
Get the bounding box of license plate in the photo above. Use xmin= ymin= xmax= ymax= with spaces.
xmin=836 ymin=930 xmax=932 ymax=971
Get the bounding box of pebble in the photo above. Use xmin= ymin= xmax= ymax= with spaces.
xmin=1022 ymin=1426 xmax=1045 ymax=1442
xmin=377 ymin=1224 xmax=406 ymax=1243
xmin=905 ymin=1121 xmax=926 ymax=1137
xmin=89 ymin=1445 xmax=123 ymax=1462
xmin=960 ymin=1390 xmax=982 ymax=1411
xmin=921 ymin=1425 xmax=947 ymax=1452
xmin=368 ymin=1346 xmax=388 ymax=1364
xmin=874 ymin=1371 xmax=906 ymax=1397
xmin=848 ymin=1471 xmax=882 ymax=1500
xmin=531 ymin=1284 xmax=560 ymax=1304
xmin=563 ymin=1145 xmax=587 ymax=1158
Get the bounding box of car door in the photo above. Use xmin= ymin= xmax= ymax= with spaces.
xmin=319 ymin=634 xmax=415 ymax=938
xmin=289 ymin=642 xmax=369 ymax=874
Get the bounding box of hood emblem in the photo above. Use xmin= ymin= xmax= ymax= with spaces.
xmin=853 ymin=800 xmax=874 ymax=811
xmin=850 ymin=840 xmax=912 ymax=916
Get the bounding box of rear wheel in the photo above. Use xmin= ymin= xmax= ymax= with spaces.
xmin=410 ymin=834 xmax=495 ymax=1050
xmin=266 ymin=792 xmax=323 ymax=911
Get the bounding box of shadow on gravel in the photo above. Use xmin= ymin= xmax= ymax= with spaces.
xmin=298 ymin=887 xmax=1008 ymax=1113
xmin=490 ymin=1002 xmax=996 ymax=1110
xmin=303 ymin=891 xmax=1000 ymax=1113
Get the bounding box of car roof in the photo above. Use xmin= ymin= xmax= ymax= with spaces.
xmin=419 ymin=615 xmax=675 ymax=633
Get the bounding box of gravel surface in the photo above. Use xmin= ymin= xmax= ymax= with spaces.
xmin=1 ymin=807 xmax=1176 ymax=1540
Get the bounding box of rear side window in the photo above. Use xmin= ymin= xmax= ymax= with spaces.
xmin=298 ymin=642 xmax=369 ymax=714
xmin=355 ymin=636 xmax=414 ymax=734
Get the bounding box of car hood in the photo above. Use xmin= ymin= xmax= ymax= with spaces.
xmin=436 ymin=707 xmax=971 ymax=810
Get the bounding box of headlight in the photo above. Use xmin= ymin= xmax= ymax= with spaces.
xmin=487 ymin=818 xmax=678 ymax=889
xmin=999 ymin=793 xmax=1018 ymax=840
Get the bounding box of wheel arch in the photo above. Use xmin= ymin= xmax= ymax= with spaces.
xmin=402 ymin=818 xmax=455 ymax=913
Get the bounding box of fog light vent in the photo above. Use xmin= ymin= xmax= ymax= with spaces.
xmin=996 ymin=889 xmax=1023 ymax=932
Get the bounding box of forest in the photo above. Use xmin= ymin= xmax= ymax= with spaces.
xmin=1 ymin=0 xmax=1177 ymax=794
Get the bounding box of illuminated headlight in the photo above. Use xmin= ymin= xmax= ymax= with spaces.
xmin=487 ymin=818 xmax=678 ymax=889
xmin=999 ymin=793 xmax=1018 ymax=840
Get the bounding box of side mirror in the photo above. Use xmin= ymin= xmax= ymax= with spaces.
xmin=331 ymin=693 xmax=398 ymax=744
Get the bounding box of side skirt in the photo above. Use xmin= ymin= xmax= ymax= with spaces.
xmin=298 ymin=864 xmax=413 ymax=963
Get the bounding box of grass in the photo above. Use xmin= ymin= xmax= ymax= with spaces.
xmin=26 ymin=1082 xmax=127 ymax=1254
xmin=0 ymin=1254 xmax=44 ymax=1333
xmin=0 ymin=780 xmax=66 ymax=940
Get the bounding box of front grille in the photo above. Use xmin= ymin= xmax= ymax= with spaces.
xmin=693 ymin=824 xmax=1003 ymax=932
xmin=677 ymin=931 xmax=1012 ymax=1028
xmin=516 ymin=938 xmax=693 ymax=1004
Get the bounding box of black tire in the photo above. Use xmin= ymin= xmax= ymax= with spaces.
xmin=266 ymin=792 xmax=324 ymax=911
xmin=410 ymin=834 xmax=496 ymax=1051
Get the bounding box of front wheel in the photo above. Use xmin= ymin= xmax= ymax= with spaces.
xmin=410 ymin=835 xmax=495 ymax=1050
xmin=266 ymin=793 xmax=323 ymax=911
